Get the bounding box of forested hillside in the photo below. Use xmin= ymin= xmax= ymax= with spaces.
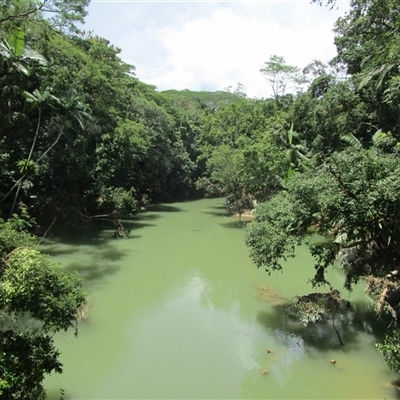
xmin=2 ymin=0 xmax=400 ymax=397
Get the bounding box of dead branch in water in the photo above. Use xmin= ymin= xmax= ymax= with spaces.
xmin=79 ymin=209 xmax=131 ymax=238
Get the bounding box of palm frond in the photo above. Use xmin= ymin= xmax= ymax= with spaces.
xmin=341 ymin=133 xmax=362 ymax=149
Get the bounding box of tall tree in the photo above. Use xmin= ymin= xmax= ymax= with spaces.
xmin=260 ymin=55 xmax=301 ymax=103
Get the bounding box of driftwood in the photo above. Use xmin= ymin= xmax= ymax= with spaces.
xmin=79 ymin=209 xmax=131 ymax=239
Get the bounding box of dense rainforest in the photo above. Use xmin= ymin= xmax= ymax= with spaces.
xmin=2 ymin=0 xmax=400 ymax=398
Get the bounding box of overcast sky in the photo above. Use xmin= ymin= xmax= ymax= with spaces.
xmin=83 ymin=0 xmax=350 ymax=98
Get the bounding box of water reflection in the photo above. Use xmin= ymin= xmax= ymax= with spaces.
xmin=257 ymin=299 xmax=387 ymax=353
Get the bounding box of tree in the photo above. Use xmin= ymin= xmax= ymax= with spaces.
xmin=0 ymin=0 xmax=90 ymax=33
xmin=0 ymin=87 xmax=92 ymax=215
xmin=246 ymin=143 xmax=400 ymax=322
xmin=197 ymin=97 xmax=290 ymax=211
xmin=260 ymin=55 xmax=301 ymax=102
xmin=0 ymin=216 xmax=86 ymax=399
xmin=241 ymin=136 xmax=288 ymax=202
xmin=197 ymin=145 xmax=251 ymax=218
xmin=233 ymin=82 xmax=247 ymax=98
xmin=333 ymin=0 xmax=400 ymax=139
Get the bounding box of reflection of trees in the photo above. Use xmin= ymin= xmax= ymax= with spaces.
xmin=239 ymin=298 xmax=399 ymax=400
xmin=257 ymin=300 xmax=387 ymax=352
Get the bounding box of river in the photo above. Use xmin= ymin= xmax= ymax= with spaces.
xmin=44 ymin=198 xmax=398 ymax=399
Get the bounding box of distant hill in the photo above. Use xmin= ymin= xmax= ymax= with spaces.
xmin=160 ymin=89 xmax=243 ymax=114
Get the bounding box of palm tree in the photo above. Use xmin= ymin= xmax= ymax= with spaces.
xmin=274 ymin=123 xmax=312 ymax=189
xmin=286 ymin=122 xmax=310 ymax=170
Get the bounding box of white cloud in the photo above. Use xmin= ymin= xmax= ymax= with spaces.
xmin=85 ymin=1 xmax=350 ymax=98
xmin=151 ymin=9 xmax=269 ymax=91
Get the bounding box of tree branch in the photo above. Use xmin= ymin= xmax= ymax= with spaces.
xmin=0 ymin=1 xmax=47 ymax=24
xmin=328 ymin=161 xmax=358 ymax=201
xmin=0 ymin=8 xmax=39 ymax=24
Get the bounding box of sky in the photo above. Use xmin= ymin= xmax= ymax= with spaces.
xmin=82 ymin=0 xmax=350 ymax=98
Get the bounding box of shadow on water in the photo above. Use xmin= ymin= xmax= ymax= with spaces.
xmin=199 ymin=210 xmax=230 ymax=217
xmin=42 ymin=240 xmax=130 ymax=283
xmin=120 ymin=219 xmax=155 ymax=232
xmin=257 ymin=299 xmax=388 ymax=353
xmin=131 ymin=212 xmax=161 ymax=221
xmin=146 ymin=204 xmax=183 ymax=213
xmin=220 ymin=220 xmax=252 ymax=229
xmin=43 ymin=214 xmax=158 ymax=248
xmin=200 ymin=204 xmax=228 ymax=216
xmin=65 ymin=259 xmax=120 ymax=283
xmin=40 ymin=208 xmax=176 ymax=286
xmin=41 ymin=218 xmax=149 ymax=285
xmin=208 ymin=205 xmax=226 ymax=210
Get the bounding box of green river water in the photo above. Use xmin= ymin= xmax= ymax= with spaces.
xmin=43 ymin=198 xmax=398 ymax=399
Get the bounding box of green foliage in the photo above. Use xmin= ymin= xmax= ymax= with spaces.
xmin=0 ymin=330 xmax=61 ymax=400
xmin=247 ymin=0 xmax=400 ymax=368
xmin=245 ymin=191 xmax=307 ymax=272
xmin=376 ymin=329 xmax=400 ymax=373
xmin=2 ymin=247 xmax=85 ymax=332
xmin=197 ymin=97 xmax=290 ymax=212
xmin=8 ymin=27 xmax=24 ymax=57
xmin=0 ymin=21 xmax=203 ymax=223
xmin=333 ymin=0 xmax=400 ymax=139
xmin=16 ymin=159 xmax=39 ymax=174
xmin=0 ymin=216 xmax=36 ymax=258
xmin=161 ymin=89 xmax=242 ymax=112
xmin=0 ymin=0 xmax=90 ymax=33
xmin=247 ymin=145 xmax=400 ymax=290
xmin=241 ymin=138 xmax=288 ymax=201
xmin=197 ymin=145 xmax=249 ymax=213
xmin=0 ymin=218 xmax=86 ymax=399
xmin=96 ymin=187 xmax=138 ymax=215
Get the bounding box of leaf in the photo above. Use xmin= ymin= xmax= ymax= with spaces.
xmin=341 ymin=134 xmax=362 ymax=149
xmin=8 ymin=27 xmax=25 ymax=57
xmin=358 ymin=64 xmax=393 ymax=91
xmin=288 ymin=122 xmax=294 ymax=146
xmin=285 ymin=167 xmax=295 ymax=185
